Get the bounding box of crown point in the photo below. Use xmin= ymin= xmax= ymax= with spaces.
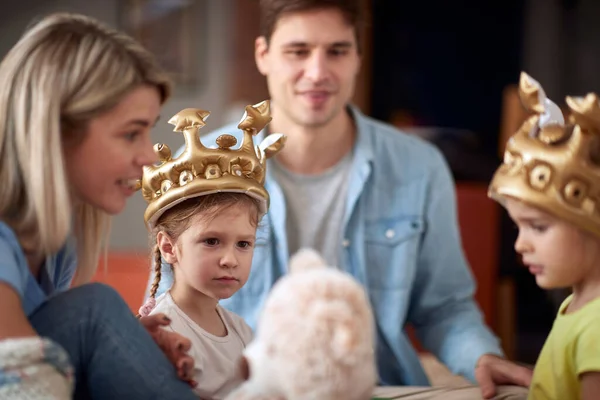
xmin=253 ymin=99 xmax=270 ymax=114
xmin=237 ymin=100 xmax=272 ymax=134
xmin=566 ymin=93 xmax=600 ymax=133
xmin=519 ymin=72 xmax=545 ymax=114
xmin=168 ymin=108 xmax=210 ymax=132
xmin=538 ymin=124 xmax=569 ymax=144
xmin=216 ymin=134 xmax=238 ymax=149
xmin=519 ymin=71 xmax=535 ymax=87
xmin=259 ymin=133 xmax=287 ymax=158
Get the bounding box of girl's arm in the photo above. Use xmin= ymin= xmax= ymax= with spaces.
xmin=0 ymin=283 xmax=73 ymax=399
xmin=581 ymin=372 xmax=600 ymax=400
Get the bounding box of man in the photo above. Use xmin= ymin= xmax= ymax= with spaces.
xmin=152 ymin=0 xmax=531 ymax=397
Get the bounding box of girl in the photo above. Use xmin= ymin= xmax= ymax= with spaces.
xmin=145 ymin=193 xmax=258 ymax=399
xmin=488 ymin=72 xmax=600 ymax=400
xmin=0 ymin=12 xmax=200 ymax=399
xmin=137 ymin=103 xmax=285 ymax=399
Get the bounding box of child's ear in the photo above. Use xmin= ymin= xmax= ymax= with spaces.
xmin=157 ymin=231 xmax=178 ymax=264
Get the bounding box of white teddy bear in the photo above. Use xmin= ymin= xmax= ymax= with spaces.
xmin=225 ymin=248 xmax=378 ymax=400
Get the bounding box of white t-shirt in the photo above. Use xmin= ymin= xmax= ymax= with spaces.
xmin=150 ymin=292 xmax=253 ymax=399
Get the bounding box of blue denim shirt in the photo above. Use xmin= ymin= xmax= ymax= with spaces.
xmin=152 ymin=106 xmax=503 ymax=385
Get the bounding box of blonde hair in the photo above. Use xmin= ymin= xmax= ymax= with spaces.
xmin=0 ymin=13 xmax=171 ymax=285
xmin=148 ymin=193 xmax=261 ymax=299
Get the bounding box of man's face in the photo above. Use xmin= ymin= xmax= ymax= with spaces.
xmin=255 ymin=8 xmax=361 ymax=129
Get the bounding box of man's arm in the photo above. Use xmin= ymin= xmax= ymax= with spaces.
xmin=407 ymin=152 xmax=503 ymax=382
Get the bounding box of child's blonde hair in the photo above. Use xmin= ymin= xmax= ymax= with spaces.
xmin=0 ymin=13 xmax=171 ymax=285
xmin=148 ymin=193 xmax=262 ymax=299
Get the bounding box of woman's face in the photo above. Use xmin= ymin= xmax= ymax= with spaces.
xmin=65 ymin=85 xmax=161 ymax=214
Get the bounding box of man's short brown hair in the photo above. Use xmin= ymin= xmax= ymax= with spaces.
xmin=259 ymin=0 xmax=364 ymax=49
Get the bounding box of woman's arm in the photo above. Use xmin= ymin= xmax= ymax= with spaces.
xmin=0 ymin=282 xmax=37 ymax=338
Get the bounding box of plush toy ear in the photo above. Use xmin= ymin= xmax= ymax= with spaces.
xmin=288 ymin=248 xmax=329 ymax=273
xmin=239 ymin=355 xmax=250 ymax=381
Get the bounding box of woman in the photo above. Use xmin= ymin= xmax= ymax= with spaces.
xmin=0 ymin=12 xmax=198 ymax=399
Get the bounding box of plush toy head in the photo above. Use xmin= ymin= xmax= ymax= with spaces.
xmin=226 ymin=248 xmax=377 ymax=400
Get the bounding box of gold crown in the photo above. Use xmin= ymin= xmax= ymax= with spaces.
xmin=136 ymin=100 xmax=286 ymax=229
xmin=489 ymin=72 xmax=600 ymax=237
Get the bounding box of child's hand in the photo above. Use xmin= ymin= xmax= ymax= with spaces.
xmin=139 ymin=313 xmax=197 ymax=388
xmin=475 ymin=354 xmax=532 ymax=399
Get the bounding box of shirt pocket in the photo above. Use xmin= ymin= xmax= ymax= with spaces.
xmin=364 ymin=215 xmax=424 ymax=290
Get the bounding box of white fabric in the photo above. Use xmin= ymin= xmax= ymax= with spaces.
xmin=0 ymin=337 xmax=73 ymax=399
xmin=151 ymin=292 xmax=253 ymax=400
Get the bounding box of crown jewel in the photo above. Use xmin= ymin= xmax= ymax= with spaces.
xmin=489 ymin=72 xmax=600 ymax=237
xmin=136 ymin=100 xmax=286 ymax=229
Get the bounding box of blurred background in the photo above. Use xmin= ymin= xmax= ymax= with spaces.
xmin=3 ymin=0 xmax=600 ymax=367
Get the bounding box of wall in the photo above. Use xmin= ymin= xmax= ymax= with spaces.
xmin=0 ymin=0 xmax=235 ymax=250
xmin=522 ymin=0 xmax=600 ymax=100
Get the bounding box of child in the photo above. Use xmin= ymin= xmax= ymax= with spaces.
xmin=488 ymin=72 xmax=600 ymax=400
xmin=137 ymin=101 xmax=286 ymax=399
xmin=0 ymin=12 xmax=200 ymax=399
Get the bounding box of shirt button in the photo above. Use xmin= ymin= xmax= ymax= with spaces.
xmin=385 ymin=229 xmax=395 ymax=239
xmin=342 ymin=239 xmax=350 ymax=247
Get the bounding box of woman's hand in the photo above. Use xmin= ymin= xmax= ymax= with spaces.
xmin=139 ymin=313 xmax=197 ymax=388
